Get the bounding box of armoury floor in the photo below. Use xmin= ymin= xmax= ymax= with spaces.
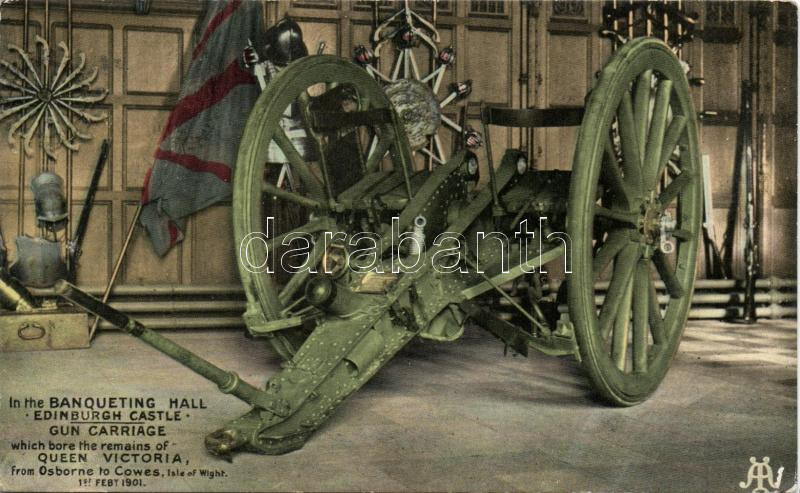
xmin=1 ymin=319 xmax=796 ymax=492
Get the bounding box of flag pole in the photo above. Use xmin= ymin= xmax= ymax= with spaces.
xmin=88 ymin=203 xmax=142 ymax=339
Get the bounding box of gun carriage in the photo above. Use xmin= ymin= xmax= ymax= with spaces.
xmin=57 ymin=33 xmax=702 ymax=458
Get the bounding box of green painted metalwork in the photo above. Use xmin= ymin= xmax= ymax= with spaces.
xmin=460 ymin=244 xmax=565 ymax=301
xmin=567 ymin=38 xmax=702 ymax=405
xmin=58 ymin=39 xmax=701 ymax=458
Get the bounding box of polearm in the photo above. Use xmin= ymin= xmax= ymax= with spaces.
xmin=701 ymin=155 xmax=727 ymax=279
xmin=88 ymin=203 xmax=142 ymax=339
xmin=741 ymin=80 xmax=758 ymax=323
xmin=67 ymin=139 xmax=109 ymax=278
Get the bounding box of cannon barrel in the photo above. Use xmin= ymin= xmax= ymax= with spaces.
xmin=53 ymin=280 xmax=274 ymax=411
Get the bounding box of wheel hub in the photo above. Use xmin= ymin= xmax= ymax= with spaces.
xmin=38 ymin=88 xmax=52 ymax=103
xmin=638 ymin=196 xmax=662 ymax=246
xmin=637 ymin=195 xmax=676 ymax=255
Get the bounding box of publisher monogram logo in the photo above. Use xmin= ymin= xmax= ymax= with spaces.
xmin=739 ymin=456 xmax=796 ymax=493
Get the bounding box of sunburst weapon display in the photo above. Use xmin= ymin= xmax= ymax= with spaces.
xmin=0 ymin=35 xmax=107 ymax=159
xmin=353 ymin=0 xmax=477 ymax=169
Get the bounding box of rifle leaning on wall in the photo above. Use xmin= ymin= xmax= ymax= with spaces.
xmin=701 ymin=155 xmax=727 ymax=279
xmin=66 ymin=140 xmax=109 ymax=280
xmin=739 ymin=81 xmax=759 ymax=323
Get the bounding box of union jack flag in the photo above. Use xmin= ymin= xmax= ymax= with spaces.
xmin=140 ymin=0 xmax=261 ymax=256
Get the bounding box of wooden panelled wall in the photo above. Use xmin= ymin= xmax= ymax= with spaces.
xmin=0 ymin=0 xmax=795 ymax=289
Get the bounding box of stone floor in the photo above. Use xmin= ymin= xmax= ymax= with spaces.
xmin=1 ymin=319 xmax=796 ymax=492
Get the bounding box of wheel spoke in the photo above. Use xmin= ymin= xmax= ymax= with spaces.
xmin=653 ymin=115 xmax=686 ymax=187
xmin=602 ymin=136 xmax=631 ymax=205
xmin=595 ymin=205 xmax=639 ymax=227
xmin=658 ymin=171 xmax=693 ymax=211
xmin=364 ymin=130 xmax=395 ymax=172
xmin=273 ymin=127 xmax=326 ymax=199
xmin=632 ymin=260 xmax=649 ymax=373
xmin=671 ymin=228 xmax=694 ymax=241
xmin=599 ymin=244 xmax=640 ymax=340
xmin=647 ymin=274 xmax=665 ymax=345
xmin=297 ymin=93 xmax=336 ymax=200
xmin=611 ymin=274 xmax=634 ymax=371
xmin=617 ymin=93 xmax=643 ymax=188
xmin=593 ymin=230 xmax=628 ymax=278
xmin=633 ymin=69 xmax=653 ymax=157
xmin=268 ymin=219 xmax=326 ymax=250
xmin=652 ymin=249 xmax=685 ymax=298
xmin=642 ymin=79 xmax=673 ymax=187
xmin=262 ymin=179 xmax=322 ymax=209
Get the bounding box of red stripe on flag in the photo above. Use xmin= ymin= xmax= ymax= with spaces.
xmin=154 ymin=148 xmax=232 ymax=183
xmin=158 ymin=59 xmax=255 ymax=145
xmin=141 ymin=167 xmax=153 ymax=203
xmin=168 ymin=220 xmax=180 ymax=246
xmin=192 ymin=0 xmax=242 ymax=60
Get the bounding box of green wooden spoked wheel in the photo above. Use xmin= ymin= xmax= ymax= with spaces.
xmin=567 ymin=38 xmax=702 ymax=405
xmin=233 ymin=56 xmax=408 ymax=360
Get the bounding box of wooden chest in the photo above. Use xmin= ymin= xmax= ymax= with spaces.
xmin=0 ymin=308 xmax=90 ymax=352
